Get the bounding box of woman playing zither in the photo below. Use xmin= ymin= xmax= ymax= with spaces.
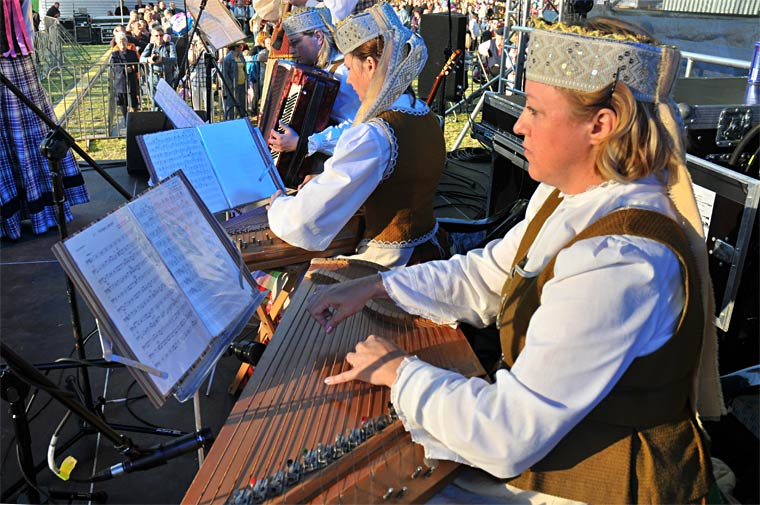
xmin=307 ymin=17 xmax=725 ymax=503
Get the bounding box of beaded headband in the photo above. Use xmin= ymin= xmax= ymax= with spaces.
xmin=525 ymin=25 xmax=681 ymax=103
xmin=282 ymin=7 xmax=332 ymax=38
xmin=334 ymin=3 xmax=427 ymax=124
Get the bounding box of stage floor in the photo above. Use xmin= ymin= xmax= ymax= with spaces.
xmin=0 ymin=161 xmax=245 ymax=504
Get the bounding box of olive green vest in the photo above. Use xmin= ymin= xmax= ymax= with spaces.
xmin=362 ymin=109 xmax=445 ymax=245
xmin=497 ymin=190 xmax=713 ymax=504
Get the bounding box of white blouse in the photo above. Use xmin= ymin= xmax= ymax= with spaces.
xmin=307 ymin=62 xmax=360 ymax=157
xmin=268 ymin=95 xmax=432 ymax=269
xmin=381 ymin=177 xmax=687 ymax=479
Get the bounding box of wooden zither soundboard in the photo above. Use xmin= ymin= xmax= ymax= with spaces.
xmin=183 ymin=259 xmax=485 ymax=504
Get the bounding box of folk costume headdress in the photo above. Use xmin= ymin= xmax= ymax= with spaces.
xmin=525 ymin=22 xmax=725 ymax=420
xmin=334 ymin=2 xmax=427 ymax=124
xmin=281 ymin=7 xmax=333 ymax=38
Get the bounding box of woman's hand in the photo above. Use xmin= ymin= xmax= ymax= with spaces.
xmin=324 ymin=335 xmax=408 ymax=388
xmin=297 ymin=174 xmax=317 ymax=190
xmin=268 ymin=121 xmax=299 ymax=153
xmin=307 ymin=275 xmax=388 ymax=333
xmin=266 ymin=190 xmax=283 ymax=210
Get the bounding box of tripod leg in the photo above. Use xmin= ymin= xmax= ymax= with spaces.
xmin=1 ymin=373 xmax=41 ymax=503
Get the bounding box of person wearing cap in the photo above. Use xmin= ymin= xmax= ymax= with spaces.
xmin=267 ymin=3 xmax=447 ymax=268
xmin=306 ymin=17 xmax=724 ymax=503
xmin=266 ymin=7 xmax=361 ymax=180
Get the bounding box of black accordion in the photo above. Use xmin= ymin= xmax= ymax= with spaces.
xmin=259 ymin=61 xmax=340 ymax=188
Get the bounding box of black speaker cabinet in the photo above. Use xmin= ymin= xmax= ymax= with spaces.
xmin=126 ymin=112 xmax=173 ymax=177
xmin=74 ymin=26 xmax=91 ymax=44
xmin=418 ymin=13 xmax=467 ymax=103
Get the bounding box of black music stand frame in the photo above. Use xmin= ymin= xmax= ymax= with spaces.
xmin=181 ymin=0 xmax=247 ymax=120
xmin=0 ymin=67 xmax=189 ymax=502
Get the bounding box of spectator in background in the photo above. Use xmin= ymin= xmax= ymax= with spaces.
xmin=222 ymin=43 xmax=247 ymax=119
xmin=115 ymin=1 xmax=130 ymax=16
xmin=139 ymin=26 xmax=177 ymax=105
xmin=135 ymin=0 xmax=145 ymax=12
xmin=468 ymin=12 xmax=480 ymax=50
xmin=410 ymin=7 xmax=421 ymax=32
xmin=45 ymin=2 xmax=60 ymax=18
xmin=188 ymin=33 xmax=214 ymax=118
xmin=130 ymin=20 xmax=150 ymax=54
xmin=111 ymin=32 xmax=140 ymax=120
xmin=1 ymin=0 xmax=89 ymax=239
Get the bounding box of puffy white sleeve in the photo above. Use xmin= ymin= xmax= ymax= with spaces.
xmin=307 ymin=119 xmax=352 ymax=157
xmin=390 ymin=234 xmax=685 ymax=478
xmin=267 ymin=122 xmax=389 ymax=251
xmin=378 ymin=185 xmax=560 ymax=326
xmin=320 ymin=0 xmax=359 ymax=22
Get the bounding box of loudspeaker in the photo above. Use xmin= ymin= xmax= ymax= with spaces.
xmin=126 ymin=112 xmax=173 ymax=177
xmin=126 ymin=110 xmax=208 ymax=177
xmin=418 ymin=13 xmax=467 ymax=103
xmin=74 ymin=26 xmax=91 ymax=44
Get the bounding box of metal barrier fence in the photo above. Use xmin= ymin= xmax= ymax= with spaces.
xmin=40 ymin=57 xmax=225 ymax=142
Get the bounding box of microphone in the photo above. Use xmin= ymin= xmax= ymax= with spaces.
xmin=91 ymin=428 xmax=214 ymax=481
xmin=228 ymin=340 xmax=267 ymax=366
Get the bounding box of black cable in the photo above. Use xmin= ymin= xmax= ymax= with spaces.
xmin=123 ymin=380 xmax=165 ymax=429
xmin=728 ymin=123 xmax=760 ymax=171
xmin=14 ymin=445 xmax=53 ymax=504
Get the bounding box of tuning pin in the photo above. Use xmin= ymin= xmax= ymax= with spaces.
xmin=410 ymin=466 xmax=423 ymax=479
xmin=361 ymin=417 xmax=376 ymax=438
xmin=395 ymin=486 xmax=408 ymax=499
xmin=348 ymin=428 xmax=364 ymax=448
xmin=382 ymin=488 xmax=395 ymax=501
xmin=303 ymin=448 xmax=319 ymax=472
xmin=250 ymin=478 xmax=268 ymax=503
xmin=285 ymin=458 xmax=302 ymax=486
xmin=316 ymin=443 xmax=332 ymax=466
xmin=374 ymin=414 xmax=390 ymax=431
xmin=387 ymin=402 xmax=398 ymax=421
xmin=227 ymin=487 xmax=250 ymax=505
xmin=334 ymin=433 xmax=349 ymax=455
xmin=268 ymin=471 xmax=285 ymax=497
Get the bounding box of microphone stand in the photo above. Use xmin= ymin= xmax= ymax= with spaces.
xmin=183 ymin=0 xmax=246 ymax=120
xmin=0 ymin=344 xmax=213 ymax=500
xmin=437 ymin=0 xmax=454 ymax=118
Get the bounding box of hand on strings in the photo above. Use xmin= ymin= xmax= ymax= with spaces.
xmin=266 ymin=190 xmax=283 ymax=210
xmin=307 ymin=275 xmax=388 ymax=333
xmin=268 ymin=121 xmax=299 ymax=153
xmin=324 ymin=335 xmax=408 ymax=388
xmin=297 ymin=174 xmax=317 ymax=190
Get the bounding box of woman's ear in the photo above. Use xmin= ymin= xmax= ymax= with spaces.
xmin=589 ymin=107 xmax=617 ymax=145
xmin=364 ymin=56 xmax=377 ymax=76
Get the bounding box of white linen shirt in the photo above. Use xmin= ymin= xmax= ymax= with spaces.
xmin=268 ymin=95 xmax=430 ymax=269
xmin=381 ymin=177 xmax=687 ymax=478
xmin=307 ymin=62 xmax=360 ymax=157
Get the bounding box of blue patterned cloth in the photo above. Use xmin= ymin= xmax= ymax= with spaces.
xmin=0 ymin=54 xmax=89 ymax=239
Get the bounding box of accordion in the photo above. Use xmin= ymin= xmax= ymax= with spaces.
xmin=259 ymin=61 xmax=340 ymax=188
xmin=223 ymin=205 xmax=364 ymax=271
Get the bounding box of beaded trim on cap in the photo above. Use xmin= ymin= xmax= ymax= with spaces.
xmin=525 ymin=22 xmax=680 ymax=103
xmin=282 ymin=7 xmax=333 ymax=38
xmin=333 ymin=3 xmax=427 ymax=124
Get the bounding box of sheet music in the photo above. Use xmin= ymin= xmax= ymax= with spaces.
xmin=197 ymin=119 xmax=281 ymax=207
xmin=63 ymin=203 xmax=211 ymax=397
xmin=185 ymin=0 xmax=246 ymax=50
xmin=154 ymin=79 xmax=205 ymax=128
xmin=129 ymin=176 xmax=255 ymax=336
xmin=140 ymin=128 xmax=229 ymax=213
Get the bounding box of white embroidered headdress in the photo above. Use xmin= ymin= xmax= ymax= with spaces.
xmin=282 ymin=7 xmax=333 ymax=38
xmin=334 ymin=2 xmax=427 ymax=124
xmin=526 ymin=23 xmax=725 ymax=420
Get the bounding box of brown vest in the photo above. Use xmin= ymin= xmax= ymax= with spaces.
xmin=497 ymin=190 xmax=713 ymax=504
xmin=362 ymin=109 xmax=445 ymax=245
